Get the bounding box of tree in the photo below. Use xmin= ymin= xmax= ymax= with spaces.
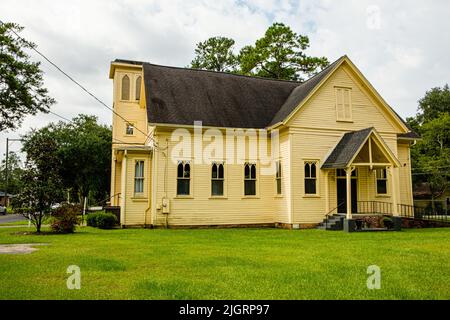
xmin=190 ymin=36 xmax=239 ymax=72
xmin=238 ymin=22 xmax=329 ymax=81
xmin=21 ymin=115 xmax=112 ymax=204
xmin=13 ymin=131 xmax=64 ymax=233
xmin=0 ymin=22 xmax=55 ymax=132
xmin=413 ymin=114 xmax=450 ymax=202
xmin=415 ymin=84 xmax=450 ymax=125
xmin=0 ymin=151 xmax=24 ymax=195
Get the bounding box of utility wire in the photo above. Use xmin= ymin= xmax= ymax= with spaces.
xmin=0 ymin=19 xmax=157 ymax=148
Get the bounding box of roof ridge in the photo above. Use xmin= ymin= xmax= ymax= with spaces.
xmin=114 ymin=58 xmax=303 ymax=84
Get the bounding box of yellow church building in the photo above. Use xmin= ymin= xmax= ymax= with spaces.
xmin=108 ymin=55 xmax=419 ymax=229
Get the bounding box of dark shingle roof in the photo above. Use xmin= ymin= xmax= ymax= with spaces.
xmin=114 ymin=58 xmax=341 ymax=128
xmin=321 ymin=128 xmax=373 ymax=169
xmin=113 ymin=57 xmax=419 ymax=139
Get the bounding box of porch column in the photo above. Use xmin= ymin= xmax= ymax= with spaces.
xmin=345 ymin=167 xmax=352 ymax=219
xmin=325 ymin=171 xmax=330 ymax=214
xmin=389 ymin=166 xmax=399 ymax=216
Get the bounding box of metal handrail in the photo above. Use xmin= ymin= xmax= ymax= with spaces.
xmin=324 ymin=202 xmax=345 ymax=229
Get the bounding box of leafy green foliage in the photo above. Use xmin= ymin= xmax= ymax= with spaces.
xmin=408 ymin=85 xmax=450 ymax=200
xmin=86 ymin=211 xmax=118 ymax=229
xmin=21 ymin=115 xmax=112 ymax=204
xmin=13 ymin=131 xmax=64 ymax=233
xmin=0 ymin=22 xmax=55 ymax=131
xmin=50 ymin=204 xmax=81 ymax=233
xmin=416 ymin=84 xmax=450 ymax=125
xmin=190 ymin=36 xmax=238 ymax=72
xmin=238 ymin=23 xmax=329 ymax=81
xmin=0 ymin=151 xmax=24 ymax=195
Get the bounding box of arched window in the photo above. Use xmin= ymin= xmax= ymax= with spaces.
xmin=121 ymin=75 xmax=130 ymax=100
xmin=177 ymin=161 xmax=190 ymax=195
xmin=135 ymin=76 xmax=141 ymax=101
xmin=305 ymin=161 xmax=317 ymax=194
xmin=211 ymin=162 xmax=224 ymax=196
xmin=244 ymin=163 xmax=257 ymax=196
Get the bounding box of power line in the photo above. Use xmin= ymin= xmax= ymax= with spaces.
xmin=0 ymin=19 xmax=157 ymax=149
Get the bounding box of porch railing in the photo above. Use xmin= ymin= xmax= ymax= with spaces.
xmin=398 ymin=203 xmax=450 ymax=224
xmin=357 ymin=201 xmax=393 ymax=215
xmin=356 ymin=201 xmax=450 ymax=224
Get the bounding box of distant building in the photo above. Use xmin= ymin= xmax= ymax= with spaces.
xmin=0 ymin=191 xmax=13 ymax=207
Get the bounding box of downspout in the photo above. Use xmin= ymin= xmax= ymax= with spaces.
xmin=144 ymin=151 xmax=152 ymax=227
xmin=120 ymin=150 xmax=128 ymax=226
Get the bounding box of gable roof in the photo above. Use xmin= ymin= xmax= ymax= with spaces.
xmin=112 ymin=57 xmax=418 ymax=138
xmin=268 ymin=57 xmax=344 ymax=126
xmin=322 ymin=128 xmax=374 ymax=169
xmin=322 ymin=127 xmax=401 ymax=169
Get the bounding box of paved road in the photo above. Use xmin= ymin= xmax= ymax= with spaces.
xmin=0 ymin=214 xmax=26 ymax=224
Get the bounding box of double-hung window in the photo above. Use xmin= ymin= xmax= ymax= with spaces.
xmin=177 ymin=161 xmax=191 ymax=196
xmin=244 ymin=163 xmax=257 ymax=196
xmin=276 ymin=160 xmax=282 ymax=195
xmin=211 ymin=162 xmax=224 ymax=196
xmin=304 ymin=161 xmax=317 ymax=195
xmin=134 ymin=160 xmax=144 ymax=194
xmin=376 ymin=168 xmax=388 ymax=195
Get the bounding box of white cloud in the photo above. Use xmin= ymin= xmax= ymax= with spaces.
xmin=1 ymin=0 xmax=449 ymax=160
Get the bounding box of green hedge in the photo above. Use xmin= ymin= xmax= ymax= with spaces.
xmin=86 ymin=212 xmax=118 ymax=229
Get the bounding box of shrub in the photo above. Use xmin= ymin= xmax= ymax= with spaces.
xmin=96 ymin=212 xmax=118 ymax=229
xmin=86 ymin=212 xmax=99 ymax=227
xmin=382 ymin=216 xmax=394 ymax=229
xmin=50 ymin=204 xmax=81 ymax=233
xmin=86 ymin=212 xmax=118 ymax=229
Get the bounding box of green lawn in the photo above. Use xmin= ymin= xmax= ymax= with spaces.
xmin=0 ymin=226 xmax=449 ymax=300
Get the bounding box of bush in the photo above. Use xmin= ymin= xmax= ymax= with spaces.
xmin=383 ymin=217 xmax=394 ymax=229
xmin=50 ymin=204 xmax=81 ymax=233
xmin=86 ymin=212 xmax=99 ymax=227
xmin=86 ymin=212 xmax=118 ymax=229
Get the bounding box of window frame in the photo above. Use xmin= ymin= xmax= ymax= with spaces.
xmin=304 ymin=160 xmax=319 ymax=197
xmin=121 ymin=74 xmax=130 ymax=101
xmin=125 ymin=122 xmax=135 ymax=136
xmin=210 ymin=162 xmax=225 ymax=198
xmin=335 ymin=86 xmax=353 ymax=122
xmin=134 ymin=160 xmax=145 ymax=196
xmin=243 ymin=162 xmax=257 ymax=197
xmin=375 ymin=168 xmax=389 ymax=196
xmin=176 ymin=160 xmax=192 ymax=197
xmin=275 ymin=160 xmax=282 ymax=196
xmin=135 ymin=76 xmax=142 ymax=101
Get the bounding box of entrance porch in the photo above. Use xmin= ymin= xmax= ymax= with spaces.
xmin=320 ymin=128 xmax=402 ymax=231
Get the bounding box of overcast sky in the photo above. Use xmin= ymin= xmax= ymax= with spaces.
xmin=1 ymin=0 xmax=449 ymax=160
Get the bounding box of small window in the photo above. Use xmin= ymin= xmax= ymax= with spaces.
xmin=335 ymin=87 xmax=352 ymax=121
xmin=376 ymin=168 xmax=388 ymax=195
xmin=134 ymin=161 xmax=144 ymax=194
xmin=305 ymin=161 xmax=317 ymax=195
xmin=211 ymin=162 xmax=224 ymax=196
xmin=121 ymin=75 xmax=130 ymax=100
xmin=177 ymin=161 xmax=191 ymax=196
xmin=126 ymin=123 xmax=134 ymax=135
xmin=135 ymin=76 xmax=141 ymax=101
xmin=276 ymin=160 xmax=282 ymax=195
xmin=244 ymin=163 xmax=256 ymax=196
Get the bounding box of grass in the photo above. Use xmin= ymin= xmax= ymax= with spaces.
xmin=0 ymin=226 xmax=449 ymax=300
